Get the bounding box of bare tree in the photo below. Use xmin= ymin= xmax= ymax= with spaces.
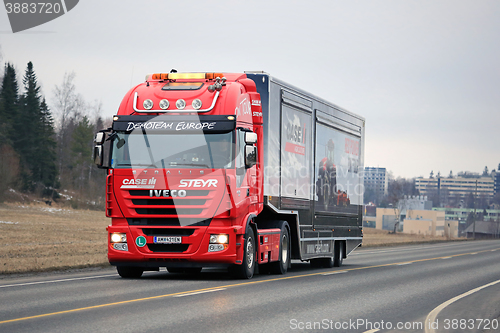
xmin=52 ymin=72 xmax=86 ymax=130
xmin=52 ymin=72 xmax=86 ymax=181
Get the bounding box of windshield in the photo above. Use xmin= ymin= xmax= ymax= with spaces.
xmin=111 ymin=131 xmax=234 ymax=169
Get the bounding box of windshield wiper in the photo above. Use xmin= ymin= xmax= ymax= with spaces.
xmin=168 ymin=162 xmax=211 ymax=168
xmin=117 ymin=163 xmax=157 ymax=167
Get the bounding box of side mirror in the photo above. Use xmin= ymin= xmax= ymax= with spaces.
xmin=94 ymin=145 xmax=103 ymax=166
xmin=245 ymin=132 xmax=257 ymax=144
xmin=94 ymin=130 xmax=111 ymax=169
xmin=245 ymin=145 xmax=257 ymax=168
xmin=94 ymin=132 xmax=105 ymax=144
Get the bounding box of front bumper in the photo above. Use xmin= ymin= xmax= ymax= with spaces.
xmin=108 ymin=224 xmax=244 ymax=267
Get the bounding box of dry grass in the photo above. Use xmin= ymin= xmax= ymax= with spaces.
xmin=0 ymin=203 xmax=465 ymax=274
xmin=362 ymin=227 xmax=465 ymax=247
xmin=0 ymin=203 xmax=110 ymax=274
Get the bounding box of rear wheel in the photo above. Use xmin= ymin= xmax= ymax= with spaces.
xmin=270 ymin=221 xmax=290 ymax=274
xmin=232 ymin=226 xmax=256 ymax=279
xmin=334 ymin=241 xmax=344 ymax=267
xmin=116 ymin=266 xmax=143 ymax=278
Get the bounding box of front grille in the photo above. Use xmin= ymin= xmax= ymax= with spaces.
xmin=142 ymin=228 xmax=195 ymax=236
xmin=147 ymin=244 xmax=189 ymax=253
xmin=127 ymin=218 xmax=211 ymax=226
xmin=135 ymin=208 xmax=203 ymax=215
xmin=132 ymin=199 xmax=206 ymax=206
xmin=129 ymin=190 xmax=210 ymax=197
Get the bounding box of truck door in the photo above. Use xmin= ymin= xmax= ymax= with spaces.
xmin=234 ymin=128 xmax=256 ymax=209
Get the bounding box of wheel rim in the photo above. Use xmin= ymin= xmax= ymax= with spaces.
xmin=282 ymin=234 xmax=289 ymax=266
xmin=246 ymin=236 xmax=254 ymax=269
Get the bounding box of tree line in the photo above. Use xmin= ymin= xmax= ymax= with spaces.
xmin=0 ymin=60 xmax=109 ymax=209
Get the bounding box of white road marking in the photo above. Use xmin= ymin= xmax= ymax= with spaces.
xmin=397 ymin=262 xmax=413 ymax=266
xmin=424 ymin=279 xmax=500 ymax=333
xmin=363 ymin=329 xmax=380 ymax=333
xmin=440 ymin=257 xmax=452 ymax=259
xmin=352 ymin=243 xmax=472 ymax=256
xmin=174 ymin=288 xmax=226 ymax=297
xmin=0 ymin=274 xmax=117 ymax=288
xmin=322 ymin=270 xmax=348 ymax=276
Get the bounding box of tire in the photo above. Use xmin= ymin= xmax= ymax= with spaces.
xmin=233 ymin=226 xmax=256 ymax=279
xmin=334 ymin=241 xmax=344 ymax=267
xmin=116 ymin=266 xmax=143 ymax=278
xmin=270 ymin=221 xmax=290 ymax=275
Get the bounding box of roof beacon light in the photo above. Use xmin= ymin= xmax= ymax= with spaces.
xmin=148 ymin=73 xmax=225 ymax=81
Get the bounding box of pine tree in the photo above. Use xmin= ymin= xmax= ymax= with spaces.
xmin=36 ymin=98 xmax=58 ymax=192
xmin=0 ymin=63 xmax=19 ymax=144
xmin=0 ymin=63 xmax=21 ymax=199
xmin=16 ymin=62 xmax=58 ymax=193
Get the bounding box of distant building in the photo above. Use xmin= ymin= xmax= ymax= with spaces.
xmin=399 ymin=195 xmax=432 ymax=215
xmin=364 ymin=167 xmax=388 ymax=201
xmin=433 ymin=207 xmax=500 ymax=236
xmin=464 ymin=220 xmax=500 ymax=239
xmin=494 ymin=171 xmax=500 ymax=196
xmin=375 ymin=207 xmax=448 ymax=236
xmin=415 ymin=176 xmax=494 ymax=201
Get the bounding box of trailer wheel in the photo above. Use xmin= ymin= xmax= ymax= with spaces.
xmin=232 ymin=227 xmax=256 ymax=279
xmin=270 ymin=221 xmax=290 ymax=275
xmin=116 ymin=266 xmax=143 ymax=278
xmin=334 ymin=241 xmax=344 ymax=267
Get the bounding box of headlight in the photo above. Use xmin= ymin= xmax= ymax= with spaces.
xmin=143 ymin=99 xmax=153 ymax=110
xmin=111 ymin=233 xmax=127 ymax=243
xmin=210 ymin=234 xmax=228 ymax=244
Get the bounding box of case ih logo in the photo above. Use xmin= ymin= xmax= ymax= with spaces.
xmin=4 ymin=0 xmax=79 ymax=33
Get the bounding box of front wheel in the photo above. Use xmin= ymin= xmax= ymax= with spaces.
xmin=232 ymin=226 xmax=256 ymax=279
xmin=116 ymin=266 xmax=143 ymax=278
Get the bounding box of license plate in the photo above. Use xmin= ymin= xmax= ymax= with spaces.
xmin=153 ymin=236 xmax=182 ymax=244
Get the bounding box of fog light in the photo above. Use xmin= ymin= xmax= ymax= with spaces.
xmin=113 ymin=243 xmax=128 ymax=251
xmin=208 ymin=244 xmax=225 ymax=252
xmin=111 ymin=233 xmax=127 ymax=243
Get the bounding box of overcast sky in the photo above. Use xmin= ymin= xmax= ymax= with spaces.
xmin=1 ymin=0 xmax=499 ymax=178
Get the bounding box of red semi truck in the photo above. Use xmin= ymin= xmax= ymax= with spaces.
xmin=94 ymin=71 xmax=365 ymax=279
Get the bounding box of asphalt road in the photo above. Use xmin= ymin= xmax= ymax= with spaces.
xmin=1 ymin=240 xmax=499 ymax=333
